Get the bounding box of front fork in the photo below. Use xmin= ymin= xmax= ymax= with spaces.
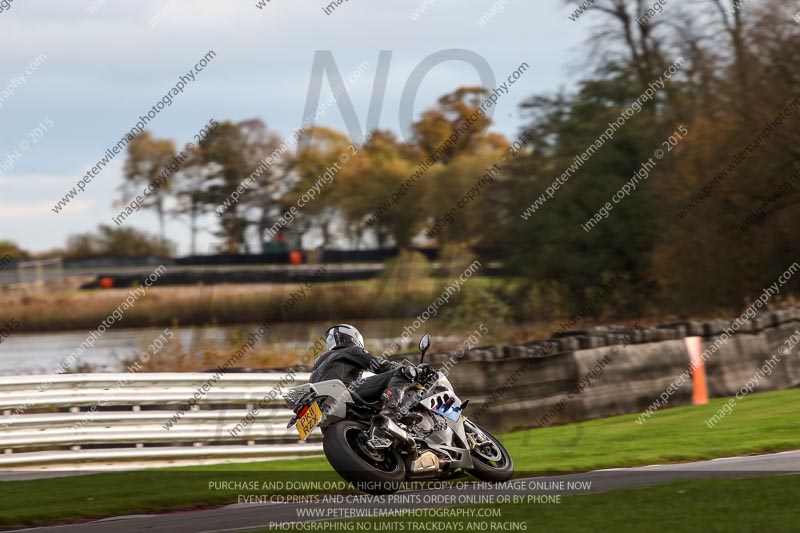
xmin=464 ymin=419 xmax=491 ymax=449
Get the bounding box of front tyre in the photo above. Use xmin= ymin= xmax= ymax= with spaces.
xmin=464 ymin=420 xmax=514 ymax=482
xmin=322 ymin=420 xmax=406 ymax=495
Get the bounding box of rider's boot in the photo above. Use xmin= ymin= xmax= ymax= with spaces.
xmin=378 ymin=388 xmax=423 ymax=426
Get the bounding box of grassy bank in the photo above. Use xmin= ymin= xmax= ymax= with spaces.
xmin=0 ymin=255 xmax=626 ymax=338
xmin=502 ymin=386 xmax=800 ymax=474
xmin=1 ymin=387 xmax=798 ymax=527
xmin=0 ymin=253 xmax=507 ymax=334
xmin=0 ymin=278 xmax=442 ymax=334
xmin=338 ymin=475 xmax=800 ymax=533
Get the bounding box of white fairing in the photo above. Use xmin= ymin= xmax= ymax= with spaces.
xmin=286 ymin=369 xmax=478 ymax=471
xmin=285 ymin=380 xmax=354 ymax=423
xmin=420 ymin=372 xmax=462 ymax=422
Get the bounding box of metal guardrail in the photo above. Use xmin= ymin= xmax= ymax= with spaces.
xmin=0 ymin=373 xmax=321 ymax=469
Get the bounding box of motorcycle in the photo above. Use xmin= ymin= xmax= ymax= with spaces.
xmin=283 ymin=333 xmax=514 ymax=494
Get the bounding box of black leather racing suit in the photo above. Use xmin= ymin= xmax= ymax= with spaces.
xmin=309 ymin=344 xmax=411 ymax=406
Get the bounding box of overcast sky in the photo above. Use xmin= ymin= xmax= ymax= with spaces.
xmin=0 ymin=0 xmax=593 ymax=254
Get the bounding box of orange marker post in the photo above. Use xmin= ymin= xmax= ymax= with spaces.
xmin=685 ymin=336 xmax=708 ymax=405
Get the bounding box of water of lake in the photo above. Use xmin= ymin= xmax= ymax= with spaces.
xmin=0 ymin=318 xmax=440 ymax=375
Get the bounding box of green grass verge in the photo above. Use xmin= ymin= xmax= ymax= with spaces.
xmin=332 ymin=474 xmax=800 ymax=533
xmin=0 ymin=387 xmax=797 ymax=527
xmin=502 ymin=386 xmax=800 ymax=473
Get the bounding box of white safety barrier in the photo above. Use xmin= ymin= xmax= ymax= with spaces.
xmin=0 ymin=373 xmax=321 ymax=470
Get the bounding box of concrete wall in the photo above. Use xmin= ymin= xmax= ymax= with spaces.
xmin=428 ymin=309 xmax=800 ymax=433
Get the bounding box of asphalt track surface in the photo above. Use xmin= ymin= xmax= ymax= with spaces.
xmin=10 ymin=450 xmax=800 ymax=533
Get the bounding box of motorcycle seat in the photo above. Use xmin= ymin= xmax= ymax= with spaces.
xmin=349 ymin=390 xmax=382 ymax=408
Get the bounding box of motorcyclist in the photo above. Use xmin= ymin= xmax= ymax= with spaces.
xmin=310 ymin=324 xmax=419 ymax=423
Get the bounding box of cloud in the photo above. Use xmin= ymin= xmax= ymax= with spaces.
xmin=0 ymin=0 xmax=583 ymax=253
xmin=0 ymin=173 xmax=74 ymax=187
xmin=0 ymin=200 xmax=91 ymax=216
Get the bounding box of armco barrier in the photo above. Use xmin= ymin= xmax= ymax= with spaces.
xmin=0 ymin=373 xmax=320 ymax=469
xmin=3 ymin=308 xmax=800 ymax=467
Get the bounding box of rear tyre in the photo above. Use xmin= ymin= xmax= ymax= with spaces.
xmin=464 ymin=420 xmax=514 ymax=482
xmin=322 ymin=420 xmax=406 ymax=495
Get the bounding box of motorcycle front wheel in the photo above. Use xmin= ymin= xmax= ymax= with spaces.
xmin=322 ymin=420 xmax=406 ymax=495
xmin=464 ymin=420 xmax=514 ymax=482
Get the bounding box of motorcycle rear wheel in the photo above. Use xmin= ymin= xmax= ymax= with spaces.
xmin=322 ymin=420 xmax=406 ymax=495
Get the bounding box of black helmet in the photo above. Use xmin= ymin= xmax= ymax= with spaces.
xmin=325 ymin=324 xmax=364 ymax=350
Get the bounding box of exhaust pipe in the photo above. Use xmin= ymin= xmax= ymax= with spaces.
xmin=374 ymin=415 xmax=414 ymax=445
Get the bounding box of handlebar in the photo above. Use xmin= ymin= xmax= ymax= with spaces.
xmin=395 ymin=359 xmax=438 ymax=386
